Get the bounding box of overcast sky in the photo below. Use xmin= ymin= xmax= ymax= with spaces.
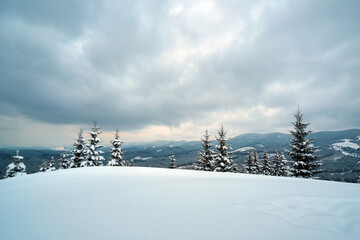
xmin=0 ymin=0 xmax=359 ymax=148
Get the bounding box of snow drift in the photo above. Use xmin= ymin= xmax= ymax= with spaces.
xmin=0 ymin=167 xmax=359 ymax=240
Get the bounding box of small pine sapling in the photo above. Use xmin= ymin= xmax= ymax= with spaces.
xmin=168 ymin=155 xmax=176 ymax=169
xmin=5 ymin=150 xmax=27 ymax=178
xmin=39 ymin=161 xmax=49 ymax=172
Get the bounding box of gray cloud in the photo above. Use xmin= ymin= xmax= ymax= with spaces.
xmin=0 ymin=0 xmax=359 ymax=143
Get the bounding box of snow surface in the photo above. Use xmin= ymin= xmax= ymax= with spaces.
xmin=0 ymin=167 xmax=360 ymax=240
xmin=331 ymin=139 xmax=360 ymax=157
xmin=231 ymin=146 xmax=256 ymax=153
xmin=132 ymin=156 xmax=153 ymax=161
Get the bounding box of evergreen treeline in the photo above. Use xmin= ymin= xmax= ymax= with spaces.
xmin=3 ymin=108 xmax=324 ymax=179
xmin=194 ymin=108 xmax=322 ymax=178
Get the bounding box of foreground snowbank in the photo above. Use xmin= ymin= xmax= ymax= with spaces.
xmin=0 ymin=167 xmax=359 ymax=240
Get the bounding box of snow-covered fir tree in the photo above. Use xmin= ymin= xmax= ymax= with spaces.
xmin=261 ymin=151 xmax=272 ymax=175
xmin=272 ymin=152 xmax=289 ymax=176
xmin=213 ymin=124 xmax=238 ymax=172
xmin=280 ymin=153 xmax=290 ymax=176
xmin=286 ymin=108 xmax=322 ymax=178
xmin=85 ymin=121 xmax=105 ymax=167
xmin=71 ymin=129 xmax=87 ymax=168
xmin=244 ymin=150 xmax=256 ymax=174
xmin=48 ymin=157 xmax=56 ymax=172
xmin=272 ymin=152 xmax=282 ymax=176
xmin=129 ymin=159 xmax=134 ymax=166
xmin=168 ymin=155 xmax=176 ymax=168
xmin=195 ymin=130 xmax=216 ymax=171
xmin=107 ymin=129 xmax=125 ymax=166
xmin=39 ymin=161 xmax=49 ymax=172
xmin=5 ymin=150 xmax=27 ymax=178
xmin=58 ymin=150 xmax=71 ymax=169
xmin=252 ymin=149 xmax=261 ymax=174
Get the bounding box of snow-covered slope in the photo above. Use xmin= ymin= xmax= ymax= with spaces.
xmin=0 ymin=167 xmax=359 ymax=240
xmin=331 ymin=139 xmax=360 ymax=157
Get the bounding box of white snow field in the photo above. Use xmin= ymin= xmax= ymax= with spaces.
xmin=0 ymin=167 xmax=359 ymax=240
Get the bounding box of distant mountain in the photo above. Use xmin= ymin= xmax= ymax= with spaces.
xmin=1 ymin=129 xmax=360 ymax=182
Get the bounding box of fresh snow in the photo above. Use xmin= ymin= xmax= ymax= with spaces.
xmin=231 ymin=146 xmax=256 ymax=153
xmin=331 ymin=139 xmax=360 ymax=157
xmin=132 ymin=156 xmax=153 ymax=161
xmin=0 ymin=167 xmax=360 ymax=240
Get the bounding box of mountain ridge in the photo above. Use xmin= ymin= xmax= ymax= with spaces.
xmin=1 ymin=129 xmax=360 ymax=182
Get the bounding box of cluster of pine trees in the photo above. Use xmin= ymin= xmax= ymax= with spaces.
xmin=4 ymin=121 xmax=130 ymax=178
xmin=194 ymin=108 xmax=322 ymax=178
xmin=4 ymin=108 xmax=322 ymax=179
xmin=243 ymin=150 xmax=289 ymax=176
xmin=40 ymin=121 xmax=131 ymax=172
xmin=194 ymin=125 xmax=239 ymax=172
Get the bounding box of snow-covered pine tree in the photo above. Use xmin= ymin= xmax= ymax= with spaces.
xmin=213 ymin=124 xmax=238 ymax=172
xmin=261 ymin=151 xmax=272 ymax=175
xmin=107 ymin=129 xmax=125 ymax=166
xmin=47 ymin=157 xmax=56 ymax=172
xmin=39 ymin=161 xmax=49 ymax=172
xmin=5 ymin=150 xmax=27 ymax=178
xmin=272 ymin=152 xmax=282 ymax=176
xmin=286 ymin=107 xmax=322 ymax=178
xmin=195 ymin=151 xmax=202 ymax=169
xmin=280 ymin=153 xmax=290 ymax=176
xmin=58 ymin=150 xmax=71 ymax=169
xmin=252 ymin=149 xmax=261 ymax=174
xmin=194 ymin=130 xmax=216 ymax=171
xmin=85 ymin=121 xmax=105 ymax=167
xmin=168 ymin=155 xmax=176 ymax=168
xmin=71 ymin=129 xmax=87 ymax=168
xmin=129 ymin=159 xmax=134 ymax=166
xmin=244 ymin=150 xmax=255 ymax=174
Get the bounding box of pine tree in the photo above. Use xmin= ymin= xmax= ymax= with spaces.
xmin=252 ymin=149 xmax=261 ymax=174
xmin=213 ymin=124 xmax=238 ymax=172
xmin=272 ymin=152 xmax=283 ymax=176
xmin=280 ymin=153 xmax=290 ymax=176
xmin=39 ymin=160 xmax=49 ymax=172
xmin=286 ymin=107 xmax=322 ymax=178
xmin=71 ymin=129 xmax=87 ymax=168
xmin=129 ymin=159 xmax=134 ymax=166
xmin=58 ymin=150 xmax=71 ymax=169
xmin=47 ymin=157 xmax=56 ymax=172
xmin=244 ymin=150 xmax=256 ymax=174
xmin=5 ymin=150 xmax=27 ymax=178
xmin=85 ymin=121 xmax=105 ymax=167
xmin=168 ymin=155 xmax=176 ymax=168
xmin=261 ymin=151 xmax=272 ymax=175
xmin=195 ymin=130 xmax=215 ymax=171
xmin=107 ymin=129 xmax=125 ymax=166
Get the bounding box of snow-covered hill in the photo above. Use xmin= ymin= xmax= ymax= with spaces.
xmin=0 ymin=167 xmax=359 ymax=240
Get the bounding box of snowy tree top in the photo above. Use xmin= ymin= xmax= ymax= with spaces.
xmin=92 ymin=120 xmax=101 ymax=133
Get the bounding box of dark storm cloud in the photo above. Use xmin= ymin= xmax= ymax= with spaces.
xmin=0 ymin=0 xmax=359 ymax=133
